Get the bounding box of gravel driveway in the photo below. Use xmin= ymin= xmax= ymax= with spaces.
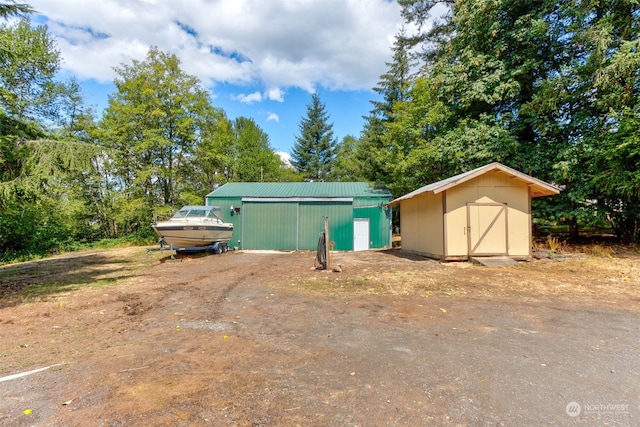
xmin=1 ymin=248 xmax=639 ymax=425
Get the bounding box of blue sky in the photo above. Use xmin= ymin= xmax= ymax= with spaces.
xmin=28 ymin=0 xmax=413 ymax=157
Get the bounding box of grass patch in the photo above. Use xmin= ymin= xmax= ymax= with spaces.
xmin=0 ymin=235 xmax=157 ymax=265
xmin=346 ymin=277 xmax=370 ymax=287
xmin=0 ymin=246 xmax=165 ymax=307
xmin=546 ymin=235 xmax=567 ymax=252
xmin=288 ymin=275 xmax=375 ymax=295
xmin=581 ymin=244 xmax=615 ymax=257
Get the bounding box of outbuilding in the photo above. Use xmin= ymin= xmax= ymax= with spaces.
xmin=387 ymin=162 xmax=560 ymax=261
xmin=205 ymin=182 xmax=392 ymax=251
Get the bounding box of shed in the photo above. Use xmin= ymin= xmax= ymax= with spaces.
xmin=387 ymin=162 xmax=560 ymax=261
xmin=205 ymin=182 xmax=392 ymax=251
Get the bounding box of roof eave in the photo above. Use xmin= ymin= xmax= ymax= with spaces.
xmin=386 ymin=162 xmax=561 ymax=205
xmin=530 ymin=185 xmax=561 ymax=198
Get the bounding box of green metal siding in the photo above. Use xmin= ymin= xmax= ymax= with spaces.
xmin=353 ymin=206 xmax=391 ymax=249
xmin=298 ymin=202 xmax=353 ymax=250
xmin=242 ymin=202 xmax=298 ymax=250
xmin=205 ymin=197 xmax=242 ymax=248
xmin=205 ymin=182 xmax=392 ymax=251
xmin=353 ymin=198 xmax=392 ymax=249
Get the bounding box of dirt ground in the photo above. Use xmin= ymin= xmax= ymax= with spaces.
xmin=1 ymin=246 xmax=639 ymax=426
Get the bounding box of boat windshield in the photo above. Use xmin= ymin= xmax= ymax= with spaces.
xmin=171 ymin=206 xmax=222 ymax=220
xmin=185 ymin=209 xmax=208 ymax=218
xmin=172 ymin=209 xmax=189 ymax=218
xmin=207 ymin=210 xmax=223 ymax=221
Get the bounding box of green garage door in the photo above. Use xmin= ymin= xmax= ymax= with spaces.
xmin=298 ymin=202 xmax=352 ymax=250
xmin=242 ymin=202 xmax=298 ymax=250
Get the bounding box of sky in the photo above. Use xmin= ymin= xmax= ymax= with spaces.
xmin=27 ymin=0 xmax=409 ymax=158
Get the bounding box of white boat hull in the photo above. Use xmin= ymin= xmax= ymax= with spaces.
xmin=152 ymin=206 xmax=234 ymax=248
xmin=152 ymin=223 xmax=233 ymax=248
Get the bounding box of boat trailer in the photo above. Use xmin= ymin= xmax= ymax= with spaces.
xmin=147 ymin=239 xmax=231 ymax=259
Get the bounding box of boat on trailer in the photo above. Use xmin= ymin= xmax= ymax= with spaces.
xmin=152 ymin=205 xmax=233 ymax=250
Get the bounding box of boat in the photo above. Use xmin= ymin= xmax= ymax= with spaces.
xmin=152 ymin=205 xmax=234 ymax=248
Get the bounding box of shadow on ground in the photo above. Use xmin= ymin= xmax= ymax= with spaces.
xmin=0 ymin=252 xmax=137 ymax=307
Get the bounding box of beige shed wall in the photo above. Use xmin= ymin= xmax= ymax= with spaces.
xmin=399 ymin=192 xmax=444 ymax=257
xmin=444 ymin=171 xmax=531 ymax=259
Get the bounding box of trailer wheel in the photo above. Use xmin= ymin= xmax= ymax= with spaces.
xmin=222 ymin=244 xmax=228 ymax=253
xmin=215 ymin=244 xmax=223 ymax=254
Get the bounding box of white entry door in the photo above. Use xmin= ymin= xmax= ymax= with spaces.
xmin=353 ymin=218 xmax=370 ymax=251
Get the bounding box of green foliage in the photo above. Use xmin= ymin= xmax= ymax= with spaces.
xmin=190 ymin=108 xmax=234 ymax=192
xmin=0 ymin=18 xmax=105 ymax=258
xmin=290 ymin=93 xmax=337 ymax=181
xmin=229 ymin=117 xmax=284 ymax=182
xmin=3 ymin=0 xmax=640 ymax=261
xmin=0 ymin=138 xmax=103 ymax=254
xmin=0 ymin=18 xmax=62 ymax=121
xmin=587 ymin=40 xmax=640 ymax=241
xmin=357 ymin=30 xmax=414 ymax=188
xmin=100 ymin=46 xmax=218 ymax=217
xmin=392 ymin=0 xmax=640 ymax=242
xmin=0 ymin=1 xmax=35 ymax=20
xmin=0 ymin=111 xmax=45 ymax=185
xmin=330 ymin=135 xmax=365 ymax=182
xmin=402 ymin=118 xmax=517 ymax=189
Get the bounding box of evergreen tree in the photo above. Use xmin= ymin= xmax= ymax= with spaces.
xmin=0 ymin=1 xmax=34 ymax=20
xmin=290 ymin=93 xmax=337 ymax=181
xmin=580 ymin=0 xmax=640 ymax=242
xmin=0 ymin=17 xmax=101 ymax=255
xmin=396 ymin=0 xmax=640 ymax=241
xmin=358 ymin=29 xmax=414 ymax=189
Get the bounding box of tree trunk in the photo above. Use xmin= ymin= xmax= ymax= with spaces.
xmin=568 ymin=217 xmax=579 ymax=239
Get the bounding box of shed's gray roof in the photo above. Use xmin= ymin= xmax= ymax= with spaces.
xmin=388 ymin=162 xmax=560 ymax=206
xmin=206 ymin=182 xmax=391 ymax=199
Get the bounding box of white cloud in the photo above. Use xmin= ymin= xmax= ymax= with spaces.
xmin=267 ymin=112 xmax=279 ymax=123
xmin=30 ymin=0 xmax=404 ymax=92
xmin=234 ymin=91 xmax=263 ymax=104
xmin=233 ymin=88 xmax=285 ymax=105
xmin=265 ymin=87 xmax=284 ymax=102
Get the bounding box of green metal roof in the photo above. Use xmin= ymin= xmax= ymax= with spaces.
xmin=206 ymin=182 xmax=391 ymax=199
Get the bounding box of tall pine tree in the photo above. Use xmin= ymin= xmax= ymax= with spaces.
xmin=0 ymin=1 xmax=34 ymax=20
xmin=290 ymin=93 xmax=337 ymax=181
xmin=358 ymin=29 xmax=414 ymax=189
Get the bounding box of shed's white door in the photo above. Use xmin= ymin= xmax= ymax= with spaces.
xmin=353 ymin=218 xmax=370 ymax=251
xmin=467 ymin=203 xmax=508 ymax=256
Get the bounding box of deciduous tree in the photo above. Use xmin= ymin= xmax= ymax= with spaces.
xmin=229 ymin=117 xmax=283 ymax=182
xmin=100 ymin=47 xmax=218 ymax=228
xmin=0 ymin=18 xmax=62 ymax=121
